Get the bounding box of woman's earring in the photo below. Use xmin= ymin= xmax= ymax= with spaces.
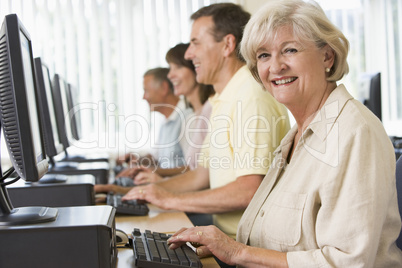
xmin=325 ymin=67 xmax=331 ymax=73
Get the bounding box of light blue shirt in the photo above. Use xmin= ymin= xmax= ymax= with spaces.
xmin=154 ymin=99 xmax=193 ymax=168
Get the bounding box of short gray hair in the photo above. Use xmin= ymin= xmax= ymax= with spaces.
xmin=241 ymin=0 xmax=349 ymax=84
xmin=144 ymin=67 xmax=174 ymax=93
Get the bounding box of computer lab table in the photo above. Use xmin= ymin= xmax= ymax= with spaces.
xmin=115 ymin=204 xmax=219 ymax=267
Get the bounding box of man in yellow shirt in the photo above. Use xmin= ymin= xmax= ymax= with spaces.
xmin=121 ymin=3 xmax=290 ymax=238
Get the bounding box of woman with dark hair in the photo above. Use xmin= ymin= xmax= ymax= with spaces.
xmin=132 ymin=43 xmax=215 ymax=184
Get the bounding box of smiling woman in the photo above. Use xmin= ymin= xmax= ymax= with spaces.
xmin=167 ymin=0 xmax=402 ymax=267
xmin=249 ymin=0 xmax=402 ymax=136
xmin=253 ymin=25 xmax=338 ymax=123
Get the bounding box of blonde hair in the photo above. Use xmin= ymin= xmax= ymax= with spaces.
xmin=240 ymin=0 xmax=349 ymax=84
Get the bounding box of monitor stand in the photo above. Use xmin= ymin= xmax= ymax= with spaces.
xmin=0 ymin=184 xmax=58 ymax=226
xmin=0 ymin=206 xmax=58 ymax=226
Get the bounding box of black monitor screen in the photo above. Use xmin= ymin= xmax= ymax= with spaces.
xmin=20 ymin=31 xmax=43 ymax=164
xmin=34 ymin=57 xmax=64 ymax=158
xmin=0 ymin=15 xmax=48 ymax=181
xmin=359 ymin=72 xmax=382 ymax=121
xmin=66 ymin=84 xmax=81 ymax=141
xmin=51 ymin=74 xmax=70 ymax=150
xmin=0 ymin=14 xmax=57 ymax=225
xmin=42 ymin=65 xmax=61 ymax=148
xmin=59 ymin=79 xmax=73 ymax=142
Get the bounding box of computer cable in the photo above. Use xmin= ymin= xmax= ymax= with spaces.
xmin=0 ymin=167 xmax=19 ymax=185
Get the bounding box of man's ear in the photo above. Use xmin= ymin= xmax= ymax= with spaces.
xmin=323 ymin=44 xmax=335 ymax=69
xmin=159 ymin=80 xmax=171 ymax=96
xmin=222 ymin=34 xmax=237 ymax=58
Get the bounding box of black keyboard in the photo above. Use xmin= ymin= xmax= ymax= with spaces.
xmin=106 ymin=193 xmax=149 ymax=216
xmin=113 ymin=176 xmax=136 ymax=187
xmin=131 ymin=229 xmax=202 ymax=268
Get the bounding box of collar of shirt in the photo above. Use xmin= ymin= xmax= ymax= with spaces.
xmin=208 ymin=65 xmax=250 ymax=106
xmin=308 ymin=84 xmax=353 ymax=141
xmin=165 ymin=98 xmax=187 ymax=123
xmin=274 ymin=84 xmax=354 ymax=157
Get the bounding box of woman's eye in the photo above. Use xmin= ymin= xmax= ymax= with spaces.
xmin=257 ymin=53 xmax=270 ymax=60
xmin=284 ymin=48 xmax=297 ymax=54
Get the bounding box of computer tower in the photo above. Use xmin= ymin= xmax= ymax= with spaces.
xmin=7 ymin=174 xmax=96 ymax=207
xmin=0 ymin=206 xmax=117 ymax=268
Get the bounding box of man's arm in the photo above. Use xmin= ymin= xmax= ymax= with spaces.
xmin=156 ymin=166 xmax=210 ymax=192
xmin=166 ymin=174 xmax=263 ymax=213
xmin=123 ymin=173 xmax=263 ymax=213
xmin=122 ymin=166 xmax=210 ymax=203
xmin=155 ymin=166 xmax=189 ymax=177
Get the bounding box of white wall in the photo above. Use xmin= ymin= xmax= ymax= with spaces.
xmin=239 ymin=0 xmax=267 ymax=14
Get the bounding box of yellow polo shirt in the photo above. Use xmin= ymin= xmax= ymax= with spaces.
xmin=199 ymin=66 xmax=290 ymax=237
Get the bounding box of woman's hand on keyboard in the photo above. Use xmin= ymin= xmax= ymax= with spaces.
xmin=167 ymin=226 xmax=242 ymax=265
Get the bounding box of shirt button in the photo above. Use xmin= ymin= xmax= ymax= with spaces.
xmin=260 ymin=210 xmax=265 ymax=217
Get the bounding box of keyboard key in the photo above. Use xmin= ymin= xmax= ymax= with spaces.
xmin=160 ymin=233 xmax=171 ymax=240
xmin=133 ymin=228 xmax=142 ymax=237
xmin=156 ymin=241 xmax=170 ymax=263
xmin=183 ymin=246 xmax=200 ymax=267
xmin=147 ymin=238 xmax=161 ymax=262
xmin=175 ymin=247 xmax=190 ymax=266
xmin=133 ymin=238 xmax=147 ymax=260
xmin=164 ymin=243 xmax=180 ymax=265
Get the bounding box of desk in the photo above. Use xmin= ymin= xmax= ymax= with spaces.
xmin=115 ymin=204 xmax=219 ymax=267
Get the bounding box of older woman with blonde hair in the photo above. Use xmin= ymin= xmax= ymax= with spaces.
xmin=167 ymin=0 xmax=402 ymax=267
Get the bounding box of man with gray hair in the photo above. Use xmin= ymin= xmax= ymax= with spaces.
xmin=123 ymin=3 xmax=290 ymax=247
xmin=97 ymin=67 xmax=192 ymax=187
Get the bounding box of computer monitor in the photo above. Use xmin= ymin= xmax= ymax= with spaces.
xmin=0 ymin=14 xmax=58 ymax=225
xmin=34 ymin=57 xmax=64 ymax=159
xmin=51 ymin=73 xmax=72 ymax=151
xmin=358 ymin=72 xmax=382 ymax=121
xmin=66 ymin=83 xmax=82 ymax=141
xmin=50 ymin=74 xmax=110 ymax=164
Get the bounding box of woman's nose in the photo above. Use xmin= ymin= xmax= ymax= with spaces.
xmin=270 ymin=55 xmax=286 ymax=74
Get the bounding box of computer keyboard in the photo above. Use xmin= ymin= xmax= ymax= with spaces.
xmin=131 ymin=228 xmax=202 ymax=268
xmin=106 ymin=193 xmax=149 ymax=216
xmin=113 ymin=176 xmax=136 ymax=187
